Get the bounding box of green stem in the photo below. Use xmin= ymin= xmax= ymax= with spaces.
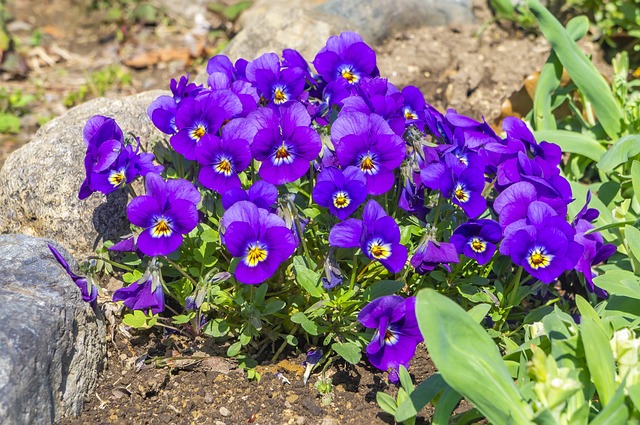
xmin=87 ymin=255 xmax=135 ymax=272
xmin=163 ymin=256 xmax=198 ymax=287
xmin=349 ymin=252 xmax=359 ymax=290
xmin=432 ymin=195 xmax=443 ymax=227
xmin=271 ymin=324 xmax=299 ymax=362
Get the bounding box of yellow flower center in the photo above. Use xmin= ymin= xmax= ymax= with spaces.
xmin=332 ymin=191 xmax=350 ymax=208
xmin=527 ymin=247 xmax=553 ymax=269
xmin=359 ymin=153 xmax=378 ymax=175
xmin=341 ymin=67 xmax=359 ymax=84
xmin=404 ymin=110 xmax=417 ymax=120
xmin=151 ymin=217 xmax=172 ymax=238
xmin=368 ymin=238 xmax=391 ymax=260
xmin=191 ymin=125 xmax=206 ymax=141
xmin=108 ymin=170 xmax=126 ymax=187
xmin=245 ymin=242 xmax=268 ymax=267
xmin=215 ymin=157 xmax=233 ymax=176
xmin=273 ymin=143 xmax=294 ymax=165
xmin=454 ymin=184 xmax=469 ymax=203
xmin=470 ymin=237 xmax=486 ymax=253
xmin=273 ymin=88 xmax=287 ymax=104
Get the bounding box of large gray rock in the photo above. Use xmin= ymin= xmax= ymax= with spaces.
xmin=0 ymin=90 xmax=167 ymax=258
xmin=0 ymin=234 xmax=106 ymax=424
xmin=219 ymin=0 xmax=474 ymax=63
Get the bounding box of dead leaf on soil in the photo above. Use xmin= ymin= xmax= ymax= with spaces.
xmin=124 ymin=44 xmax=204 ymax=69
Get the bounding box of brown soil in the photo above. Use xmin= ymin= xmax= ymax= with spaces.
xmin=3 ymin=0 xmax=611 ymax=424
xmin=62 ymin=325 xmax=440 ymax=425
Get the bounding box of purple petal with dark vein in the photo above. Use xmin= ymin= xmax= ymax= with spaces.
xmin=362 ymin=200 xmax=387 ymax=227
xmin=249 ymin=180 xmax=279 ymax=209
xmin=371 ymin=216 xmax=401 ymax=244
xmin=365 ymin=167 xmax=395 ymax=195
xmin=234 ymin=256 xmax=279 ymax=285
xmin=165 ymin=199 xmax=199 ymax=234
xmin=251 ymin=127 xmax=281 ymax=161
xmin=493 ymin=181 xmax=537 ymax=214
xmin=165 ymin=178 xmax=201 ymax=205
xmin=357 ymin=295 xmax=404 ymax=328
xmin=344 ymin=42 xmax=376 ymax=75
xmin=223 ymin=221 xmax=256 ymax=257
xmin=127 ymin=195 xmax=160 ymax=228
xmin=221 ymin=200 xmax=260 ymax=229
xmin=331 ymin=112 xmax=370 ymax=144
xmin=259 ymin=156 xmax=310 ymax=185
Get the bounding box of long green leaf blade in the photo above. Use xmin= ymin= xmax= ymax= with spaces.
xmin=416 ymin=289 xmax=533 ymax=425
xmin=534 ymin=130 xmax=606 ymax=161
xmin=395 ymin=374 xmax=448 ymax=422
xmin=527 ymin=0 xmax=624 ymax=139
xmin=580 ymin=315 xmax=616 ymax=406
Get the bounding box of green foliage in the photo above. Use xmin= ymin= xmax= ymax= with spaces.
xmin=0 ymin=88 xmax=35 ymax=134
xmin=64 ymin=65 xmax=132 ymax=107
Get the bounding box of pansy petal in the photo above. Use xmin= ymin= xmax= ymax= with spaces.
xmin=329 ymin=219 xmax=364 ymax=248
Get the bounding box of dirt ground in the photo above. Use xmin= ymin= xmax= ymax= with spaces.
xmin=1 ymin=0 xmax=611 ymax=424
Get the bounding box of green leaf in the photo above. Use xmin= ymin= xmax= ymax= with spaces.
xmin=290 ymin=311 xmax=318 ymax=335
xmin=575 ymin=295 xmax=608 ymax=335
xmin=362 ymin=280 xmax=405 ymax=301
xmin=263 ymin=298 xmax=286 ymax=315
xmin=398 ymin=365 xmax=414 ymax=395
xmin=589 ymin=383 xmax=629 ymax=425
xmin=632 ymin=161 xmax=640 ymax=206
xmin=466 ymin=303 xmax=492 ymax=324
xmin=580 ymin=315 xmax=616 ymax=406
xmin=628 ymin=384 xmax=640 ymax=411
xmin=489 ymin=0 xmax=514 ymax=19
xmin=416 ymin=289 xmax=533 ymax=425
xmin=432 ymin=386 xmax=462 ymax=425
xmin=172 ymin=313 xmax=195 ymax=325
xmin=292 ymin=256 xmax=323 ymax=298
xmin=597 ymin=135 xmax=640 ymax=172
xmin=593 ymin=270 xmax=640 ymax=300
xmin=625 ymin=224 xmax=640 ymax=261
xmin=376 ymin=391 xmax=397 ymax=415
xmin=203 ymin=319 xmax=230 ymax=337
xmin=331 ymin=342 xmax=361 ymax=365
xmin=534 ymin=130 xmax=606 ymax=161
xmin=527 ymin=0 xmax=624 ymax=139
xmin=395 ymin=375 xmax=448 ymax=423
xmin=227 ymin=341 xmax=242 ymax=357
xmin=222 ymin=1 xmax=252 ymax=20
xmin=0 ymin=113 xmax=20 ymax=133
xmin=122 ymin=310 xmax=156 ymax=329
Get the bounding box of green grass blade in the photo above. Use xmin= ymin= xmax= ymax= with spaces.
xmin=527 ymin=0 xmax=624 ymax=139
xmin=416 ymin=289 xmax=533 ymax=425
xmin=579 ymin=315 xmax=616 ymax=406
xmin=395 ymin=374 xmax=448 ymax=422
xmin=534 ymin=130 xmax=606 ymax=161
xmin=597 ymin=134 xmax=640 ymax=172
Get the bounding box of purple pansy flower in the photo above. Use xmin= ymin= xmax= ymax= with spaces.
xmin=501 ymin=202 xmax=583 ymax=284
xmin=440 ymin=166 xmax=487 ymax=218
xmin=245 ymin=52 xmax=306 ymax=105
xmin=450 ymin=220 xmax=502 ymax=265
xmin=358 ymin=295 xmax=423 ymax=380
xmin=196 ymin=118 xmax=256 ymax=193
xmin=331 ymin=112 xmax=406 ymax=195
xmin=222 ymin=180 xmax=279 ymax=212
xmin=170 ymin=91 xmax=243 ymax=160
xmin=249 ymin=102 xmax=322 ymax=184
xmin=221 ymin=201 xmax=297 ymax=285
xmin=48 ymin=244 xmax=98 ymax=307
xmin=312 ymin=166 xmax=367 ymax=220
xmin=401 ymin=85 xmax=426 ymax=127
xmin=341 ymin=78 xmax=405 ymax=135
xmin=113 ymin=261 xmax=165 ymax=314
xmin=313 ymin=32 xmax=377 ymax=86
xmin=127 ymin=173 xmax=201 ymax=257
xmin=410 ymin=240 xmax=460 ymax=274
xmin=329 ymin=200 xmax=407 ymax=273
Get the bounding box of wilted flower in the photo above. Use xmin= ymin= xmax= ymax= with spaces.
xmin=48 ymin=244 xmax=98 ymax=307
xmin=113 ymin=258 xmax=165 ymax=314
xmin=410 ymin=239 xmax=459 ymax=274
xmin=358 ymin=296 xmax=423 ymax=380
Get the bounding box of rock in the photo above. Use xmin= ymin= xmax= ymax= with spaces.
xmin=0 ymin=235 xmax=106 ymax=423
xmin=219 ymin=406 xmax=231 ymax=417
xmin=0 ymin=91 xmax=167 ymax=258
xmin=217 ymin=0 xmax=473 ymax=64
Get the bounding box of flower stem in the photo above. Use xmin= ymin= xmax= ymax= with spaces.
xmin=163 ymin=256 xmax=198 ymax=287
xmin=87 ymin=256 xmax=135 ymax=272
xmin=271 ymin=324 xmax=299 ymax=362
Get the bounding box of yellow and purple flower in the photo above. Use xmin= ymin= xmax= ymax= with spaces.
xmin=358 ymin=295 xmax=422 ymax=380
xmin=126 ymin=173 xmax=201 ymax=256
xmin=221 ymin=201 xmax=297 ymax=285
xmin=249 ymin=102 xmax=322 ymax=184
xmin=312 ymin=166 xmax=367 ymax=220
xmin=440 ymin=166 xmax=487 ymax=218
xmin=331 ymin=112 xmax=406 ymax=195
xmin=195 ymin=118 xmax=256 ymax=193
xmin=170 ymin=91 xmax=243 ymax=160
xmin=450 ymin=220 xmax=502 ymax=265
xmin=329 ymin=200 xmax=407 ymax=273
xmin=312 ymin=32 xmax=377 ymax=86
xmin=245 ymin=52 xmax=306 ymax=105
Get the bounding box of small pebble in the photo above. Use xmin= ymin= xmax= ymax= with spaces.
xmin=219 ymin=406 xmax=230 ymax=417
